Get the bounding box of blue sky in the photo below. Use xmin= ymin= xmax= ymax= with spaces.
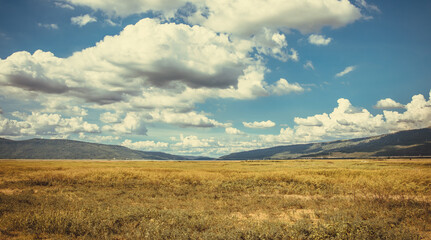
xmin=0 ymin=0 xmax=430 ymax=157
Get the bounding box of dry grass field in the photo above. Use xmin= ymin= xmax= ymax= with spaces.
xmin=0 ymin=159 xmax=430 ymax=239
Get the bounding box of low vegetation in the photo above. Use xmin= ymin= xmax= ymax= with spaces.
xmin=0 ymin=159 xmax=430 ymax=239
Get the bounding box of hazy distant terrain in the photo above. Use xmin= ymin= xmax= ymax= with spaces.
xmin=0 ymin=127 xmax=430 ymax=160
xmin=220 ymin=127 xmax=431 ymax=160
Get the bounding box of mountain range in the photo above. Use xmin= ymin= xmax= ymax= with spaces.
xmin=0 ymin=127 xmax=430 ymax=160
xmin=220 ymin=127 xmax=431 ymax=160
xmin=0 ymin=138 xmax=210 ymax=160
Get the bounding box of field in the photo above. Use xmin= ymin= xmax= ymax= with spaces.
xmin=0 ymin=159 xmax=430 ymax=239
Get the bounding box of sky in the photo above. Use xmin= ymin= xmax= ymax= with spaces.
xmin=0 ymin=0 xmax=430 ymax=157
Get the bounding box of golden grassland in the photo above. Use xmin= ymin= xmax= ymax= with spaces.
xmin=0 ymin=159 xmax=430 ymax=239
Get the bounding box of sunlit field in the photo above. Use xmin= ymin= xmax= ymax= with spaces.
xmin=0 ymin=159 xmax=430 ymax=239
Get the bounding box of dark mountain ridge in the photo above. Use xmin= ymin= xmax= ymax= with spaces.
xmin=219 ymin=127 xmax=431 ymax=160
xmin=0 ymin=138 xmax=203 ymax=160
xmin=1 ymin=127 xmax=430 ymax=160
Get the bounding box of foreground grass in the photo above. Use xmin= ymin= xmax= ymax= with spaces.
xmin=0 ymin=159 xmax=430 ymax=239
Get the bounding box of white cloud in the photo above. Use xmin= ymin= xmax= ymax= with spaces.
xmin=355 ymin=0 xmax=381 ymax=13
xmin=382 ymin=92 xmax=431 ymax=131
xmin=251 ymin=28 xmax=297 ymax=62
xmin=189 ymin=0 xmax=362 ymax=35
xmin=63 ymin=0 xmax=363 ymax=34
xmin=147 ymin=109 xmax=230 ymax=128
xmin=100 ymin=112 xmax=121 ymax=123
xmin=55 ymin=2 xmax=75 ymax=10
xmin=225 ymin=127 xmax=245 ymax=135
xmin=38 ymin=23 xmax=59 ymax=30
xmin=374 ymin=98 xmax=404 ymax=109
xmin=102 ymin=112 xmax=147 ymax=135
xmin=304 ymin=60 xmax=315 ymax=70
xmin=71 ymin=14 xmax=97 ymax=27
xmin=121 ymin=139 xmax=169 ymax=150
xmin=308 ymin=34 xmax=332 ymax=46
xmin=0 ymin=19 xmax=262 ymax=129
xmin=174 ymin=134 xmax=217 ymax=148
xmin=243 ymin=120 xmax=276 ymax=129
xmin=105 ymin=19 xmax=119 ymax=26
xmin=260 ymin=90 xmax=431 ymax=144
xmin=0 ymin=112 xmax=99 ymax=137
xmin=335 ymin=65 xmax=356 ymax=77
xmin=79 ymin=133 xmax=120 ymax=142
xmin=268 ymin=78 xmax=305 ymax=96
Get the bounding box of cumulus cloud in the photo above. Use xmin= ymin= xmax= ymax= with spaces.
xmin=62 ymin=0 xmax=363 ymax=34
xmin=268 ymin=78 xmax=305 ymax=96
xmin=102 ymin=112 xmax=147 ymax=135
xmin=121 ymin=139 xmax=169 ymax=150
xmin=0 ymin=19 xmax=262 ymax=128
xmin=243 ymin=120 xmax=276 ymax=129
xmin=174 ymin=134 xmax=218 ymax=148
xmin=308 ymin=34 xmax=332 ymax=46
xmin=250 ymin=28 xmax=297 ymax=62
xmin=225 ymin=127 xmax=245 ymax=135
xmin=374 ymin=98 xmax=405 ymax=109
xmin=38 ymin=23 xmax=59 ymax=30
xmin=71 ymin=14 xmax=97 ymax=27
xmin=188 ymin=0 xmax=362 ymax=35
xmin=100 ymin=112 xmax=122 ymax=123
xmin=335 ymin=65 xmax=356 ymax=77
xmin=260 ymin=90 xmax=431 ymax=144
xmin=147 ymin=109 xmax=230 ymax=128
xmin=0 ymin=112 xmax=99 ymax=137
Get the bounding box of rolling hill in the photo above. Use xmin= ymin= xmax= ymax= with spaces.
xmin=219 ymin=127 xmax=431 ymax=160
xmin=0 ymin=138 xmax=199 ymax=160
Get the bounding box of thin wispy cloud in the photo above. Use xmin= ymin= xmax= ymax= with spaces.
xmin=335 ymin=66 xmax=356 ymax=77
xmin=38 ymin=23 xmax=59 ymax=30
xmin=55 ymin=2 xmax=75 ymax=10
xmin=304 ymin=60 xmax=315 ymax=70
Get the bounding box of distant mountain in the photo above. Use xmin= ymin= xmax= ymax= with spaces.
xmin=0 ymin=138 xmax=212 ymax=160
xmin=219 ymin=127 xmax=431 ymax=160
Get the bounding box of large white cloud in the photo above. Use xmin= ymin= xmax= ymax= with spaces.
xmin=261 ymin=90 xmax=431 ymax=144
xmin=189 ymin=0 xmax=362 ymax=35
xmin=62 ymin=0 xmax=363 ymax=35
xmin=0 ymin=19 xmax=267 ymax=129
